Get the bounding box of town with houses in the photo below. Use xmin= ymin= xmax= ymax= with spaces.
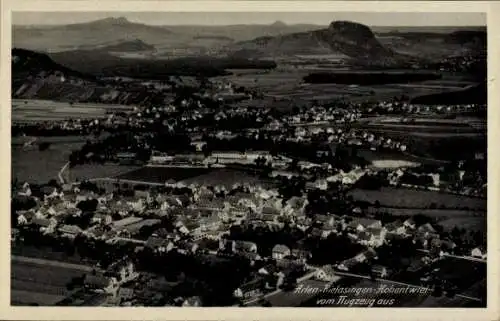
xmin=10 ymin=13 xmax=487 ymax=309
xmin=11 ymin=91 xmax=487 ymax=306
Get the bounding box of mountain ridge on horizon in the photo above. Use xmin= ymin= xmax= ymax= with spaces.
xmin=13 ymin=15 xmax=486 ymax=28
xmin=12 ymin=17 xmax=486 ymax=64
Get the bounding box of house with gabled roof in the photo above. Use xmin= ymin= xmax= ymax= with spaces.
xmin=182 ymin=296 xmax=203 ymax=307
xmin=58 ymin=224 xmax=82 ymax=239
xmin=17 ymin=210 xmax=35 ymax=226
xmin=192 ymin=197 xmax=228 ymax=213
xmin=84 ymin=226 xmax=109 ymax=240
xmin=220 ymin=239 xmax=258 ymax=254
xmin=92 ymin=213 xmax=113 ymax=225
xmin=116 ymin=287 xmax=135 ymax=305
xmin=354 ymin=248 xmax=377 ymax=263
xmin=233 ymin=278 xmax=265 ymax=302
xmin=471 ymin=246 xmax=487 ymax=259
xmin=106 ymin=259 xmax=139 ymax=284
xmin=145 ymin=236 xmax=175 ymax=253
xmin=283 ymin=196 xmax=309 ymax=217
xmin=177 ymin=241 xmax=199 ymax=255
xmin=347 ymin=218 xmax=382 ymax=232
xmin=31 ymin=217 xmax=58 ymax=234
xmin=364 ymin=227 xmax=387 ymax=247
xmin=315 ymin=265 xmax=337 ymax=282
xmin=371 ymin=264 xmax=390 ymax=278
xmin=403 ymin=218 xmax=416 ymax=229
xmin=272 ymin=244 xmax=291 ymax=260
xmin=385 ymin=220 xmax=407 ymax=236
xmin=315 ymin=214 xmax=336 ymax=228
xmin=417 ymin=223 xmax=438 ymax=238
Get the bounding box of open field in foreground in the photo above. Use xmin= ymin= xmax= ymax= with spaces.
xmin=11 ymin=244 xmax=98 ymax=266
xmin=430 ymin=257 xmax=486 ymax=292
xmin=11 ymin=258 xmax=89 ymax=306
xmin=348 ymin=187 xmax=486 ymax=211
xmin=11 ymin=289 xmax=66 ymax=306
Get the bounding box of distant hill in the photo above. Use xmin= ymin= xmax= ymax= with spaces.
xmin=270 ymin=21 xmax=288 ymax=28
xmin=13 ymin=18 xmax=323 ymax=53
xmin=12 ymin=17 xmax=171 ymax=52
xmin=11 ymin=48 xmax=166 ymax=105
xmin=11 ymin=47 xmax=278 ymax=104
xmin=228 ymin=20 xmax=408 ymax=66
xmin=62 ymin=17 xmax=172 ymax=34
xmin=12 ymin=48 xmax=93 ymax=80
xmin=376 ymin=28 xmax=486 ymax=60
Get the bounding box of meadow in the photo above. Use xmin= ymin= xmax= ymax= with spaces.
xmin=115 ymin=166 xmax=212 ymax=183
xmin=348 ymin=187 xmax=486 ymax=210
xmin=12 ymin=99 xmax=133 ymax=123
xmin=11 ymin=259 xmax=86 ymax=306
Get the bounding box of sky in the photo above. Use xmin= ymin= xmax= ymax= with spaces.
xmin=12 ymin=12 xmax=486 ymax=27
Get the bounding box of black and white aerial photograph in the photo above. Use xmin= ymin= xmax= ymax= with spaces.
xmin=10 ymin=11 xmax=487 ymax=308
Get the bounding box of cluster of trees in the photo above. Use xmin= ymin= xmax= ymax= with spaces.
xmin=353 ymin=173 xmax=390 ymax=190
xmin=305 ymin=188 xmax=351 ymax=217
xmin=278 ymin=176 xmax=307 ymax=200
xmin=135 ymin=248 xmax=252 ymax=306
xmin=68 ymin=134 xmax=152 ymax=167
xmin=305 ymin=233 xmax=365 ymax=266
xmin=399 ymin=172 xmax=435 ymax=187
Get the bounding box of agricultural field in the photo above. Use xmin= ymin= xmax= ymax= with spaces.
xmin=115 ymin=166 xmax=213 ymax=183
xmin=11 ymin=138 xmax=137 ymax=184
xmin=218 ymin=67 xmax=478 ymax=104
xmin=348 ymin=187 xmax=486 ymax=210
xmin=11 ymin=257 xmax=88 ymax=306
xmin=67 ymin=164 xmax=141 ymax=182
xmin=429 ymin=257 xmax=486 ymax=292
xmin=11 ymin=99 xmax=133 ymax=124
xmin=11 ymin=141 xmax=84 ymax=183
xmin=115 ymin=166 xmax=275 ymax=188
xmin=179 ymin=168 xmax=276 ymax=188
xmin=366 ymin=207 xmax=485 ymax=219
xmin=362 ymin=123 xmax=479 ymax=134
xmin=11 ymin=244 xmax=98 ymax=267
xmin=438 ymin=217 xmax=486 ymax=233
xmin=11 ymin=289 xmax=66 ymax=306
